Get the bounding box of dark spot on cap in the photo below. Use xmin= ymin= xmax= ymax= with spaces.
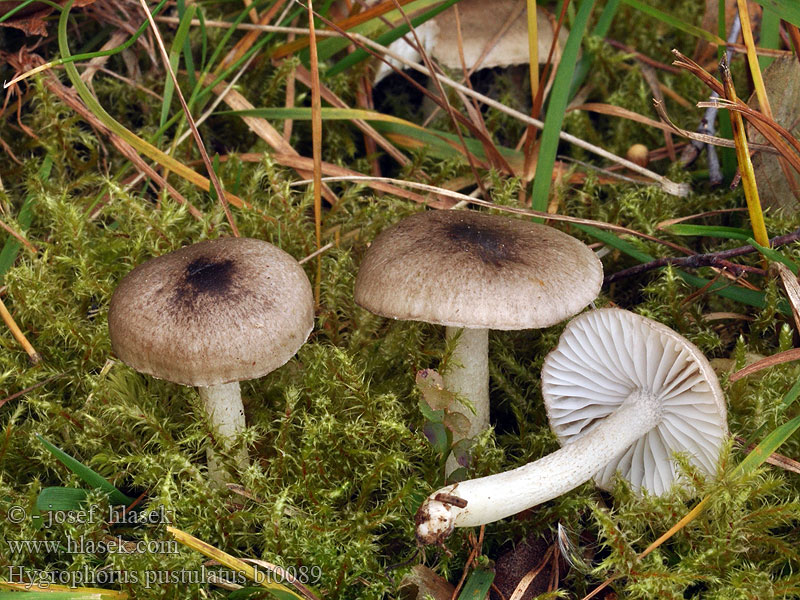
xmin=184 ymin=258 xmax=235 ymax=295
xmin=444 ymin=219 xmax=519 ymax=267
xmin=171 ymin=257 xmax=242 ymax=313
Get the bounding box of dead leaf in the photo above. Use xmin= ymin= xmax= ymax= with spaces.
xmin=398 ymin=565 xmax=455 ymax=600
xmin=770 ymin=262 xmax=800 ymax=331
xmin=0 ymin=0 xmax=95 ymax=36
xmin=747 ymin=57 xmax=800 ymax=211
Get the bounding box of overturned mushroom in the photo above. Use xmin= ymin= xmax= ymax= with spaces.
xmin=374 ymin=1 xmax=569 ymax=83
xmin=416 ymin=308 xmax=728 ymax=544
xmin=108 ymin=237 xmax=314 ymax=483
xmin=354 ymin=210 xmax=601 ymax=472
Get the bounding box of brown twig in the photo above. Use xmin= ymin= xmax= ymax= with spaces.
xmin=604 ymin=228 xmax=800 ymax=285
xmin=0 ymin=295 xmax=41 ymax=364
xmin=0 ymin=373 xmax=65 ymax=410
xmin=0 ymin=217 xmax=37 ymax=254
xmin=730 ymin=348 xmax=800 ymax=382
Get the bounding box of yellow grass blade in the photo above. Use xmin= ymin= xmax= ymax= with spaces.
xmin=0 ymin=581 xmax=128 ymax=598
xmin=721 ymin=60 xmax=769 ymax=249
xmin=166 ymin=526 xmax=304 ymax=597
xmin=526 ymin=0 xmax=539 ymax=106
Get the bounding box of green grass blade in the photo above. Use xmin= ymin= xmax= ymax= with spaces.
xmin=749 ymin=238 xmax=800 ymax=275
xmin=621 ymin=0 xmax=726 ymax=44
xmin=662 ymin=224 xmax=753 ymax=240
xmin=736 ymin=412 xmax=800 ymax=475
xmin=222 ymin=106 xmax=523 ymax=165
xmin=750 ymin=0 xmax=800 ymax=28
xmin=36 ymin=435 xmax=134 ymax=506
xmin=530 ymin=0 xmax=595 ymax=212
xmin=569 ymin=0 xmax=620 ymax=99
xmin=217 ymin=106 xmax=427 ymax=127
xmin=326 ymin=0 xmax=462 ymax=77
xmin=575 ymin=224 xmax=788 ymax=312
xmin=0 ymin=156 xmax=51 ymax=281
xmin=159 ymin=4 xmax=196 ymax=140
xmin=573 ymin=223 xmax=652 ymax=262
xmin=7 ymin=0 xmax=171 ymax=79
xmin=758 ymin=7 xmax=780 ymax=71
xmin=0 ymin=0 xmax=39 ymax=23
xmin=36 ymin=487 xmax=92 ymax=512
xmin=457 ymin=566 xmax=494 ymax=600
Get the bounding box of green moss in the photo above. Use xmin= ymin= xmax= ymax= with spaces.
xmin=2 ymin=0 xmax=800 ymax=598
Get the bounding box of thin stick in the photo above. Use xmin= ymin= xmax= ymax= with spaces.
xmin=152 ymin=17 xmax=689 ymax=196
xmin=0 ymin=217 xmax=37 ymax=254
xmin=307 ymin=0 xmax=323 ymax=305
xmin=0 ymin=373 xmax=64 ymax=410
xmin=605 ymin=228 xmax=800 ymax=284
xmin=290 ymin=175 xmax=692 ymax=253
xmin=0 ymin=296 xmax=41 ymax=364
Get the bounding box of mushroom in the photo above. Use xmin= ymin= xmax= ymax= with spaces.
xmin=374 ymin=1 xmax=569 ymax=83
xmin=354 ymin=210 xmax=602 ymax=472
xmin=415 ymin=308 xmax=728 ymax=545
xmin=108 ymin=237 xmax=314 ymax=483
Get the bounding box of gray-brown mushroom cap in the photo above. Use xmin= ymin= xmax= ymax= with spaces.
xmin=108 ymin=237 xmax=314 ymax=387
xmin=354 ymin=210 xmax=603 ymax=330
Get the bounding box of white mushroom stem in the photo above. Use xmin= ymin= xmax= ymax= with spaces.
xmin=443 ymin=327 xmax=489 ymax=473
xmin=197 ymin=382 xmax=248 ymax=484
xmin=416 ymin=389 xmax=662 ymax=544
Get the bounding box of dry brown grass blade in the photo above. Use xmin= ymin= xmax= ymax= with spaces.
xmin=653 ymin=99 xmax=776 ymax=153
xmin=672 ymin=49 xmax=724 ymax=95
xmin=702 ymin=99 xmax=800 ymax=174
xmin=573 ymin=102 xmax=679 ymax=134
xmin=730 ymin=348 xmax=800 ymax=382
xmin=271 ymin=0 xmax=419 ymax=59
xmin=736 ymin=0 xmax=798 ymax=199
xmin=640 ymin=64 xmax=676 ymax=161
xmin=4 ymin=51 xmax=206 ymax=220
xmin=787 ymin=21 xmax=800 ymax=62
xmin=291 ymin=64 xmax=410 ymax=166
xmin=273 ymin=153 xmax=448 ymax=207
xmin=208 ymin=80 xmax=338 ymax=205
xmin=295 ymin=175 xmax=694 ymax=254
xmin=308 ymin=0 xmax=324 ymax=304
xmin=138 ymin=0 xmax=239 ymax=236
xmin=0 ymin=217 xmax=37 ymax=254
xmin=0 ymin=295 xmax=41 ymax=364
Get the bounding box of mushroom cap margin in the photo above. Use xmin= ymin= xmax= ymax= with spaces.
xmin=354 ymin=210 xmax=603 ymax=330
xmin=108 ymin=237 xmax=314 ymax=387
